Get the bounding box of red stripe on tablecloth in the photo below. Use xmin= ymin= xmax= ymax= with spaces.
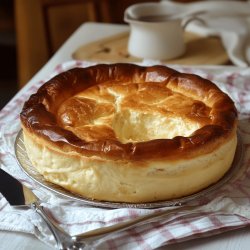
xmin=238 ymin=92 xmax=249 ymax=106
xmin=233 ymin=182 xmax=250 ymax=203
xmin=178 ymin=217 xmax=201 ymax=234
xmin=226 ymin=72 xmax=240 ymax=86
xmin=75 ymin=60 xmax=85 ymax=67
xmin=205 ymin=73 xmax=214 ymax=81
xmin=0 ymin=98 xmax=24 ymax=118
xmin=157 ymin=227 xmax=178 ymax=244
xmin=243 ymin=79 xmax=250 ymax=91
xmin=169 ymin=214 xmax=250 ymax=243
xmin=237 ymin=215 xmax=250 ymax=225
xmin=150 ymin=220 xmax=178 ymax=244
xmin=27 ymin=85 xmax=40 ymax=93
xmin=127 ymin=228 xmax=152 ymax=250
xmin=108 ymin=225 xmax=155 ymax=250
xmin=105 ymin=238 xmax=118 ymax=250
xmin=208 ymin=215 xmax=225 ymax=234
xmin=128 ymin=209 xmax=140 ymax=219
xmin=54 ymin=64 xmax=63 ymax=73
xmin=178 ymin=67 xmax=194 ymax=73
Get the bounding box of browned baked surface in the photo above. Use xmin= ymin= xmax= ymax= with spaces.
xmin=20 ymin=64 xmax=237 ymax=161
xmin=20 ymin=63 xmax=239 ymax=202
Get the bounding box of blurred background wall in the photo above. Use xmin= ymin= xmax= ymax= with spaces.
xmin=0 ymin=0 xmax=230 ymax=110
xmin=0 ymin=0 xmax=17 ymax=109
xmin=1 ymin=0 xmax=161 ymax=110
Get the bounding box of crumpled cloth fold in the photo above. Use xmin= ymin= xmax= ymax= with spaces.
xmin=161 ymin=0 xmax=250 ymax=67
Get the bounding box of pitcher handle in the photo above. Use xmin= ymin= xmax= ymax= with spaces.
xmin=182 ymin=16 xmax=206 ymax=30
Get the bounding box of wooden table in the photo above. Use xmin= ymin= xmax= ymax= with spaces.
xmin=0 ymin=22 xmax=249 ymax=250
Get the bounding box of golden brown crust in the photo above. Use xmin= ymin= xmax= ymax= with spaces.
xmin=20 ymin=63 xmax=237 ymax=162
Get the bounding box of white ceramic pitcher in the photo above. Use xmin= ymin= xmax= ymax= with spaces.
xmin=124 ymin=2 xmax=201 ymax=60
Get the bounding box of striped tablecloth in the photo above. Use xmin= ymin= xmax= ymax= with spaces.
xmin=0 ymin=61 xmax=250 ymax=249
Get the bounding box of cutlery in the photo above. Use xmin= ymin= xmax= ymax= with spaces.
xmin=0 ymin=168 xmax=192 ymax=249
xmin=0 ymin=168 xmax=85 ymax=249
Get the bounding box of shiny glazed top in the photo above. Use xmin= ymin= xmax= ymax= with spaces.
xmin=20 ymin=64 xmax=237 ymax=161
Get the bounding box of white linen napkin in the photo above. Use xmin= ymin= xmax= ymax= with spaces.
xmin=160 ymin=0 xmax=250 ymax=67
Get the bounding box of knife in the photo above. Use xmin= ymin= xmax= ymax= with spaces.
xmin=0 ymin=168 xmax=85 ymax=249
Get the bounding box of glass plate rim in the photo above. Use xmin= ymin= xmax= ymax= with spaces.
xmin=14 ymin=130 xmax=244 ymax=209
